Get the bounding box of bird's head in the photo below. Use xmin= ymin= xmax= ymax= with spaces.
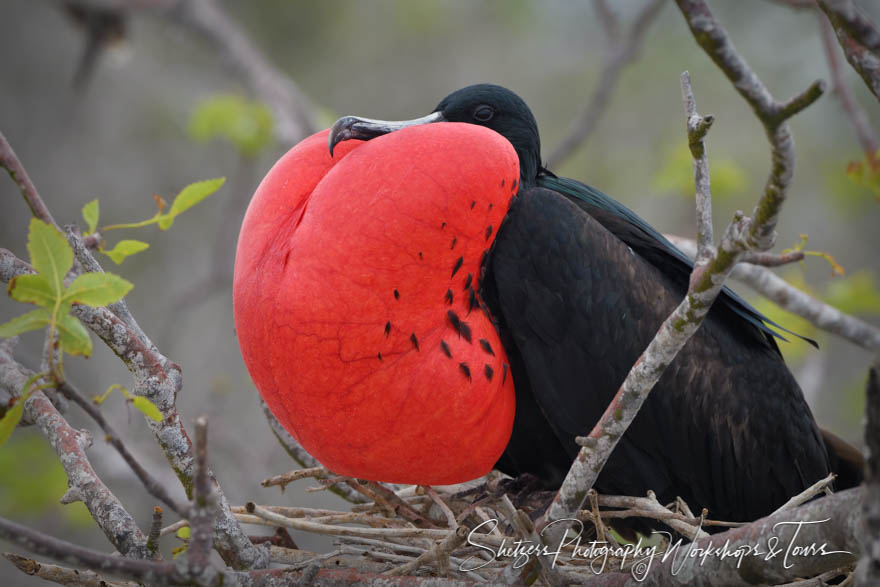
xmin=329 ymin=84 xmax=543 ymax=188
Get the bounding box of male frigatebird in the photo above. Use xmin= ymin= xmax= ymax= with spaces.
xmin=234 ymin=84 xmax=860 ymax=525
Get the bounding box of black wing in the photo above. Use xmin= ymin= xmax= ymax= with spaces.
xmin=485 ymin=187 xmax=831 ymax=522
xmin=538 ymin=175 xmax=817 ymax=349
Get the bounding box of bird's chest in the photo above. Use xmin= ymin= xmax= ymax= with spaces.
xmin=234 ymin=124 xmax=520 ymax=484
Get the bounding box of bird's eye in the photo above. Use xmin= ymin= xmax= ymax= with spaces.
xmin=473 ymin=105 xmax=495 ymax=122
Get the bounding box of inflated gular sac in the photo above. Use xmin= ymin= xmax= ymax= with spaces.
xmin=234 ymin=124 xmax=518 ymax=484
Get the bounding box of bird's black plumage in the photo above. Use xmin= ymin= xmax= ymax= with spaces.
xmin=329 ymin=83 xmax=860 ymax=524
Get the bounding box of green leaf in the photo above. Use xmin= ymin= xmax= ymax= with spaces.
xmin=64 ymin=272 xmax=133 ymax=307
xmin=56 ymin=313 xmax=92 ymax=357
xmin=0 ymin=309 xmax=50 ymax=338
xmin=130 ymin=396 xmax=163 ymax=422
xmin=176 ymin=526 xmax=191 ymax=540
xmin=172 ymin=544 xmax=188 ymax=559
xmin=0 ymin=398 xmax=25 ymax=449
xmin=27 ymin=219 xmax=73 ymax=294
xmin=102 ymin=240 xmax=150 ymax=265
xmin=82 ymin=199 xmax=99 ymax=235
xmin=162 ymin=178 xmax=226 ymax=230
xmin=8 ymin=274 xmax=55 ymax=308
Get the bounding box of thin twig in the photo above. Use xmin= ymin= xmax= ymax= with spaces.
xmin=772 ymin=473 xmax=837 ymax=515
xmin=681 ymin=70 xmax=715 ymax=266
xmin=425 ymin=486 xmax=459 ymax=529
xmin=185 ymin=416 xmax=218 ymax=583
xmin=261 ymin=466 xmax=331 ymax=490
xmin=242 ymin=503 xmax=469 ymax=542
xmin=383 ymin=525 xmax=469 ymax=577
xmin=739 ymin=249 xmax=805 ymax=267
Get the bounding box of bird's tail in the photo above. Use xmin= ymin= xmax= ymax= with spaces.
xmin=821 ymin=427 xmax=864 ymax=490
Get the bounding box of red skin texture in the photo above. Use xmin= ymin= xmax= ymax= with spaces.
xmin=234 ymin=124 xmax=519 ymax=485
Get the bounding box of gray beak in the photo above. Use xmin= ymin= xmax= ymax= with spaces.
xmin=328 ymin=111 xmax=446 ymax=156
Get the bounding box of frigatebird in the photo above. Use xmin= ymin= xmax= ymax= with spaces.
xmin=235 ymin=83 xmax=860 ymax=526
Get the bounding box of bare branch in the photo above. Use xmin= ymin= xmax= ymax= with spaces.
xmin=818 ymin=0 xmax=880 ymax=52
xmin=0 ymin=516 xmax=177 ymax=583
xmin=819 ymin=12 xmax=880 ymax=165
xmin=772 ymin=472 xmax=836 ymax=514
xmin=146 ymin=506 xmax=163 ymax=559
xmin=60 ymin=381 xmax=189 ymax=517
xmin=858 ymin=357 xmax=880 ymax=585
xmin=0 ymin=347 xmax=150 ymax=559
xmin=667 ymin=234 xmax=880 ymax=351
xmin=261 ymin=466 xmax=331 ymax=490
xmin=383 ymin=525 xmax=468 ymax=577
xmin=2 ymin=553 xmax=140 ymax=587
xmin=547 ymin=0 xmax=666 ymax=167
xmin=597 ymin=488 xmax=860 ymax=585
xmin=425 ymin=486 xmax=459 ymax=529
xmin=498 ymin=495 xmax=567 ymax=586
xmin=818 ymin=0 xmax=880 ymax=100
xmin=738 ymin=249 xmax=804 ymax=267
xmin=592 ymin=492 xmax=711 ymax=539
xmin=681 ymin=71 xmax=715 ymax=265
xmin=185 ymin=416 xmax=219 ymax=584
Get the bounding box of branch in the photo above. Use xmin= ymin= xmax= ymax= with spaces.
xmin=547 ymin=0 xmax=666 ymax=168
xmin=681 ymin=71 xmax=715 ymax=266
xmin=592 ymin=492 xmax=712 ymax=539
xmin=0 ymin=347 xmax=150 ymax=559
xmin=859 ymin=357 xmax=880 ymax=584
xmin=184 ymin=416 xmax=219 ymax=584
xmin=819 ymin=11 xmax=880 ymax=166
xmin=818 ymin=0 xmax=880 ymax=52
xmin=818 ymin=0 xmax=880 ymax=100
xmin=594 ymin=488 xmax=860 ymax=586
xmin=60 ymin=381 xmax=190 ymax=517
xmin=2 ymin=554 xmax=139 ymax=587
xmin=666 ymin=234 xmax=880 ymax=351
xmin=0 ymin=516 xmax=175 ymax=583
xmin=383 ymin=525 xmax=469 ymax=577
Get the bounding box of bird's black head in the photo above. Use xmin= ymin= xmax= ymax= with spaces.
xmin=431 ymin=84 xmax=542 ymax=187
xmin=329 ymin=84 xmax=544 ymax=188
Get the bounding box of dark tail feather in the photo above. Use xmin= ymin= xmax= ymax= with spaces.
xmin=821 ymin=427 xmax=864 ymax=490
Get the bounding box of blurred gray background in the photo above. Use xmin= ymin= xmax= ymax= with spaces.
xmin=1 ymin=1 xmax=879 ymax=583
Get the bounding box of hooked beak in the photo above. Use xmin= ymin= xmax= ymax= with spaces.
xmin=328 ymin=111 xmax=446 ymax=157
